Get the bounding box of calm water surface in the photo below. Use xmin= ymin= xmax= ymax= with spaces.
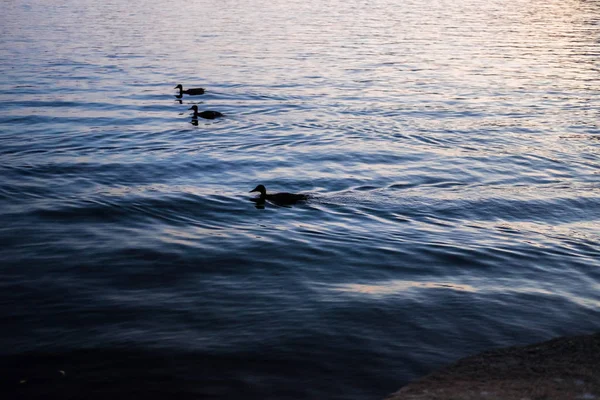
xmin=1 ymin=0 xmax=599 ymax=398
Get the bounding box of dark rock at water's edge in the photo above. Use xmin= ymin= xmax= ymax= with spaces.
xmin=386 ymin=332 xmax=600 ymax=400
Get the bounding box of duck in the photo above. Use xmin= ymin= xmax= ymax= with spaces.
xmin=249 ymin=184 xmax=309 ymax=206
xmin=174 ymin=84 xmax=205 ymax=96
xmin=189 ymin=105 xmax=224 ymax=120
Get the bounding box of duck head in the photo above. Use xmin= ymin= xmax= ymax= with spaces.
xmin=249 ymin=184 xmax=267 ymax=196
xmin=174 ymin=84 xmax=183 ymax=90
xmin=188 ymin=105 xmax=199 ymax=112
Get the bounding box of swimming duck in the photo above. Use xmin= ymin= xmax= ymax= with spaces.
xmin=175 ymin=84 xmax=205 ymax=96
xmin=249 ymin=184 xmax=309 ymax=206
xmin=189 ymin=105 xmax=224 ymax=120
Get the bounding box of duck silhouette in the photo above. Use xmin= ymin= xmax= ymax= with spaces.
xmin=189 ymin=105 xmax=224 ymax=120
xmin=249 ymin=184 xmax=309 ymax=207
xmin=175 ymin=84 xmax=205 ymax=96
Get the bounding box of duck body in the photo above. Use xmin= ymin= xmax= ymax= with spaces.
xmin=189 ymin=105 xmax=224 ymax=120
xmin=175 ymin=84 xmax=205 ymax=95
xmin=250 ymin=184 xmax=309 ymax=206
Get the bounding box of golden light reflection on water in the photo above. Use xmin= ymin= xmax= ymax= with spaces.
xmin=329 ymin=280 xmax=600 ymax=310
xmin=331 ymin=280 xmax=478 ymax=295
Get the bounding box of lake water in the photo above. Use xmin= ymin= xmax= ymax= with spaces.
xmin=0 ymin=0 xmax=599 ymax=398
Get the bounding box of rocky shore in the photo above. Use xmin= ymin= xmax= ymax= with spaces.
xmin=386 ymin=332 xmax=600 ymax=400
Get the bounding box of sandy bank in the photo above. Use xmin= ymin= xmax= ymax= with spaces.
xmin=386 ymin=332 xmax=600 ymax=400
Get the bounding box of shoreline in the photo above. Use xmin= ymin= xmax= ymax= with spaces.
xmin=386 ymin=332 xmax=600 ymax=400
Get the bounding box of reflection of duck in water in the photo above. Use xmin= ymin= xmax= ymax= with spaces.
xmin=189 ymin=105 xmax=224 ymax=120
xmin=174 ymin=84 xmax=205 ymax=96
xmin=250 ymin=184 xmax=309 ymax=207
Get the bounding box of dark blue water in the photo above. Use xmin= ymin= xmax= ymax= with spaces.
xmin=1 ymin=0 xmax=599 ymax=398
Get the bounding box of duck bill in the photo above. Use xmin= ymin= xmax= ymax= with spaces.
xmin=188 ymin=106 xmax=194 ymax=110
xmin=249 ymin=189 xmax=258 ymax=193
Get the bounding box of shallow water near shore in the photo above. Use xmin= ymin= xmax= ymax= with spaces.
xmin=1 ymin=0 xmax=599 ymax=398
